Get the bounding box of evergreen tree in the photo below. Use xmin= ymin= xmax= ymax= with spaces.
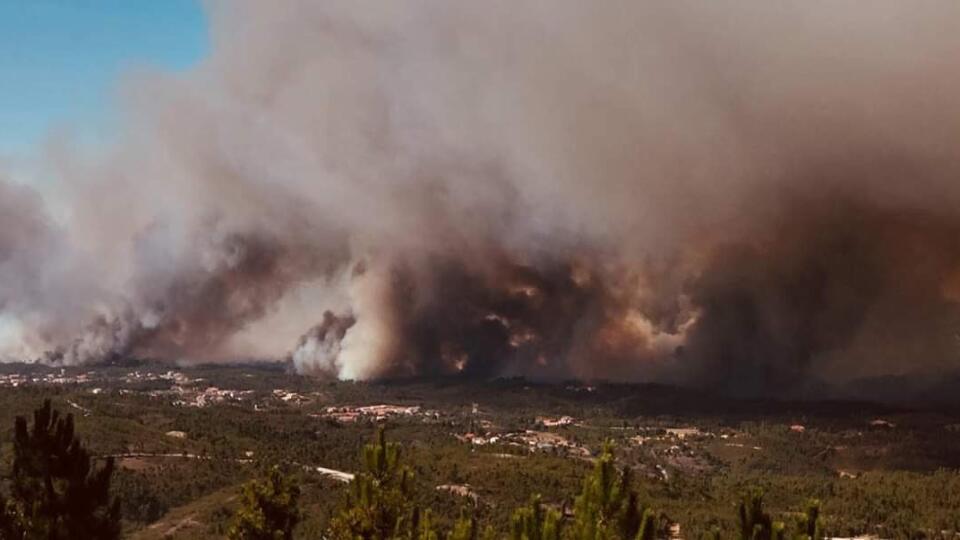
xmin=452 ymin=511 xmax=496 ymax=540
xmin=228 ymin=465 xmax=302 ymax=540
xmin=8 ymin=399 xmax=121 ymax=540
xmin=571 ymin=442 xmax=655 ymax=540
xmin=450 ymin=511 xmax=478 ymax=540
xmin=328 ymin=428 xmax=436 ymax=540
xmin=510 ymin=495 xmax=561 ymax=540
xmin=737 ymin=490 xmax=785 ymax=540
xmin=617 ymin=468 xmax=655 ymax=540
xmin=794 ymin=500 xmax=823 ymax=540
xmin=407 ymin=508 xmax=440 ymax=540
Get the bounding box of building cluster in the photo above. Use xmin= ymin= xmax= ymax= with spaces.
xmin=630 ymin=426 xmax=718 ymax=446
xmin=0 ymin=366 xmax=344 ymax=411
xmin=0 ymin=369 xmax=98 ymax=387
xmin=125 ymin=370 xmax=201 ymax=385
xmin=272 ymin=389 xmax=311 ymax=405
xmin=0 ymin=367 xmax=213 ymax=392
xmin=169 ymin=386 xmax=256 ymax=408
xmin=457 ymin=429 xmax=591 ymax=457
xmin=536 ymin=415 xmax=575 ymax=427
xmin=116 ymin=371 xmax=261 ymax=408
xmin=317 ymin=404 xmax=438 ymax=423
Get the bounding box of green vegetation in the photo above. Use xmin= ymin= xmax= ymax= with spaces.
xmin=1 ymin=399 xmax=122 ymax=539
xmin=510 ymin=496 xmax=560 ymax=540
xmin=0 ymin=364 xmax=958 ymax=538
xmin=570 ymin=443 xmax=655 ymax=540
xmin=319 ymin=431 xmax=822 ymax=540
xmin=736 ymin=489 xmax=783 ymax=540
xmin=228 ymin=466 xmax=301 ymax=540
xmin=735 ymin=490 xmax=823 ymax=540
xmin=328 ymin=428 xmax=431 ymax=540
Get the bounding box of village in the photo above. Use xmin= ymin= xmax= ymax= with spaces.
xmin=0 ymin=361 xmax=951 ymax=538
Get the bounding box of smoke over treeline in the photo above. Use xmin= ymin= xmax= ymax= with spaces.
xmin=3 ymin=1 xmax=960 ymax=394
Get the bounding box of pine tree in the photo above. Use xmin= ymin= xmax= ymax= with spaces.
xmin=618 ymin=468 xmax=655 ymax=540
xmin=228 ymin=465 xmax=302 ymax=540
xmin=406 ymin=508 xmax=440 ymax=540
xmin=328 ymin=427 xmax=436 ymax=540
xmin=451 ymin=512 xmax=478 ymax=540
xmin=794 ymin=500 xmax=823 ymax=540
xmin=571 ymin=442 xmax=655 ymax=540
xmin=510 ymin=495 xmax=561 ymax=540
xmin=452 ymin=511 xmax=496 ymax=540
xmin=8 ymin=399 xmax=121 ymax=540
xmin=737 ymin=490 xmax=785 ymax=540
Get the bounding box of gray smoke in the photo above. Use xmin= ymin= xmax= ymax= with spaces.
xmin=3 ymin=1 xmax=960 ymax=394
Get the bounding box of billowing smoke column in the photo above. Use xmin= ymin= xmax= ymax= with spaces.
xmin=3 ymin=1 xmax=960 ymax=394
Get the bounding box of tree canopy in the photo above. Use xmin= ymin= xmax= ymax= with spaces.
xmin=228 ymin=465 xmax=302 ymax=540
xmin=2 ymin=399 xmax=121 ymax=540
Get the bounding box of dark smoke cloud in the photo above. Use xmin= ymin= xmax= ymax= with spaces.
xmin=682 ymin=196 xmax=960 ymax=393
xmin=3 ymin=1 xmax=960 ymax=395
xmin=341 ymin=253 xmax=668 ymax=381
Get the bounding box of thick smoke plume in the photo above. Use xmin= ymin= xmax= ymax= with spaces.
xmin=3 ymin=1 xmax=960 ymax=394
